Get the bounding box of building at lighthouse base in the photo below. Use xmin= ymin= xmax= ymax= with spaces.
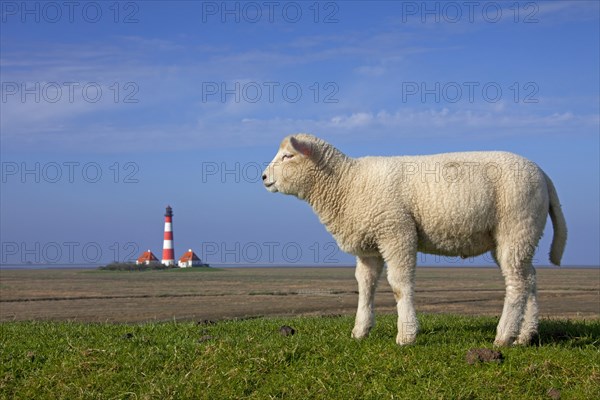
xmin=178 ymin=249 xmax=203 ymax=268
xmin=136 ymin=250 xmax=160 ymax=266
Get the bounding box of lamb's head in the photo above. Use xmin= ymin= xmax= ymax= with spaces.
xmin=262 ymin=134 xmax=326 ymax=199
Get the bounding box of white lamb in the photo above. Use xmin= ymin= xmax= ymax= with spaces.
xmin=262 ymin=134 xmax=567 ymax=346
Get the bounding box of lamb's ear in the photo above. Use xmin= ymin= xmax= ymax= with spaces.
xmin=289 ymin=136 xmax=313 ymax=157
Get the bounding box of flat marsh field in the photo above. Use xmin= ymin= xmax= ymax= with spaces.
xmin=1 ymin=267 xmax=598 ymax=399
xmin=0 ymin=267 xmax=598 ymax=322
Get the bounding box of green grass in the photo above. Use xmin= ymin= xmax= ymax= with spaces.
xmin=1 ymin=315 xmax=598 ymax=399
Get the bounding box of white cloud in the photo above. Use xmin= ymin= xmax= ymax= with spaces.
xmin=330 ymin=112 xmax=374 ymax=128
xmin=2 ymin=100 xmax=597 ymax=153
xmin=536 ymin=1 xmax=600 ymax=21
xmin=234 ymin=107 xmax=599 ymax=142
xmin=1 ymin=11 xmax=597 ymax=154
xmin=354 ymin=65 xmax=386 ymax=76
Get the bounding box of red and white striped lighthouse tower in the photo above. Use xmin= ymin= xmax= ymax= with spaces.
xmin=161 ymin=205 xmax=175 ymax=266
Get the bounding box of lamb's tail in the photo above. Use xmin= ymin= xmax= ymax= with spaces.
xmin=545 ymin=173 xmax=567 ymax=266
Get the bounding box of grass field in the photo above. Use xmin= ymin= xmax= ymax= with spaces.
xmin=1 ymin=267 xmax=598 ymax=399
xmin=1 ymin=315 xmax=599 ymax=399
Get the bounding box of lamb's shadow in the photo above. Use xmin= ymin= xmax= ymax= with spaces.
xmin=535 ymin=319 xmax=600 ymax=348
xmin=419 ymin=317 xmax=498 ymax=342
xmin=415 ymin=316 xmax=599 ymax=348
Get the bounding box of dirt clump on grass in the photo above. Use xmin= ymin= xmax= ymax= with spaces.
xmin=198 ymin=335 xmax=214 ymax=343
xmin=465 ymin=348 xmax=504 ymax=364
xmin=279 ymin=325 xmax=296 ymax=336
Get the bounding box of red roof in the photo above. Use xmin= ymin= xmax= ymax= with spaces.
xmin=179 ymin=249 xmax=201 ymax=262
xmin=137 ymin=250 xmax=159 ymax=263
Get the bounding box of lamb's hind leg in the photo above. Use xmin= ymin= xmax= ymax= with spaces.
xmin=351 ymin=255 xmax=384 ymax=339
xmin=516 ymin=266 xmax=538 ymax=345
xmin=494 ymin=242 xmax=537 ymax=347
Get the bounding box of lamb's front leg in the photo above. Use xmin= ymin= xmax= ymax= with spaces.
xmin=387 ymin=262 xmax=419 ymax=345
xmin=380 ymin=236 xmax=419 ymax=345
xmin=351 ymin=255 xmax=384 ymax=339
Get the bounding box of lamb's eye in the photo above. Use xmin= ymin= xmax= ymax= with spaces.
xmin=282 ymin=154 xmax=294 ymax=161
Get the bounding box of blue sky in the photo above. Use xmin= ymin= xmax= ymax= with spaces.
xmin=1 ymin=1 xmax=598 ymax=266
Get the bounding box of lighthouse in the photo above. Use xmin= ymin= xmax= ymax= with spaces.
xmin=161 ymin=205 xmax=175 ymax=266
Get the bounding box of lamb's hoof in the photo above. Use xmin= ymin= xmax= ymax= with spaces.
xmin=396 ymin=321 xmax=419 ymax=345
xmin=351 ymin=326 xmax=371 ymax=339
xmin=493 ymin=337 xmax=516 ymax=347
xmin=515 ymin=333 xmax=537 ymax=346
xmin=395 ymin=334 xmax=417 ymax=346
